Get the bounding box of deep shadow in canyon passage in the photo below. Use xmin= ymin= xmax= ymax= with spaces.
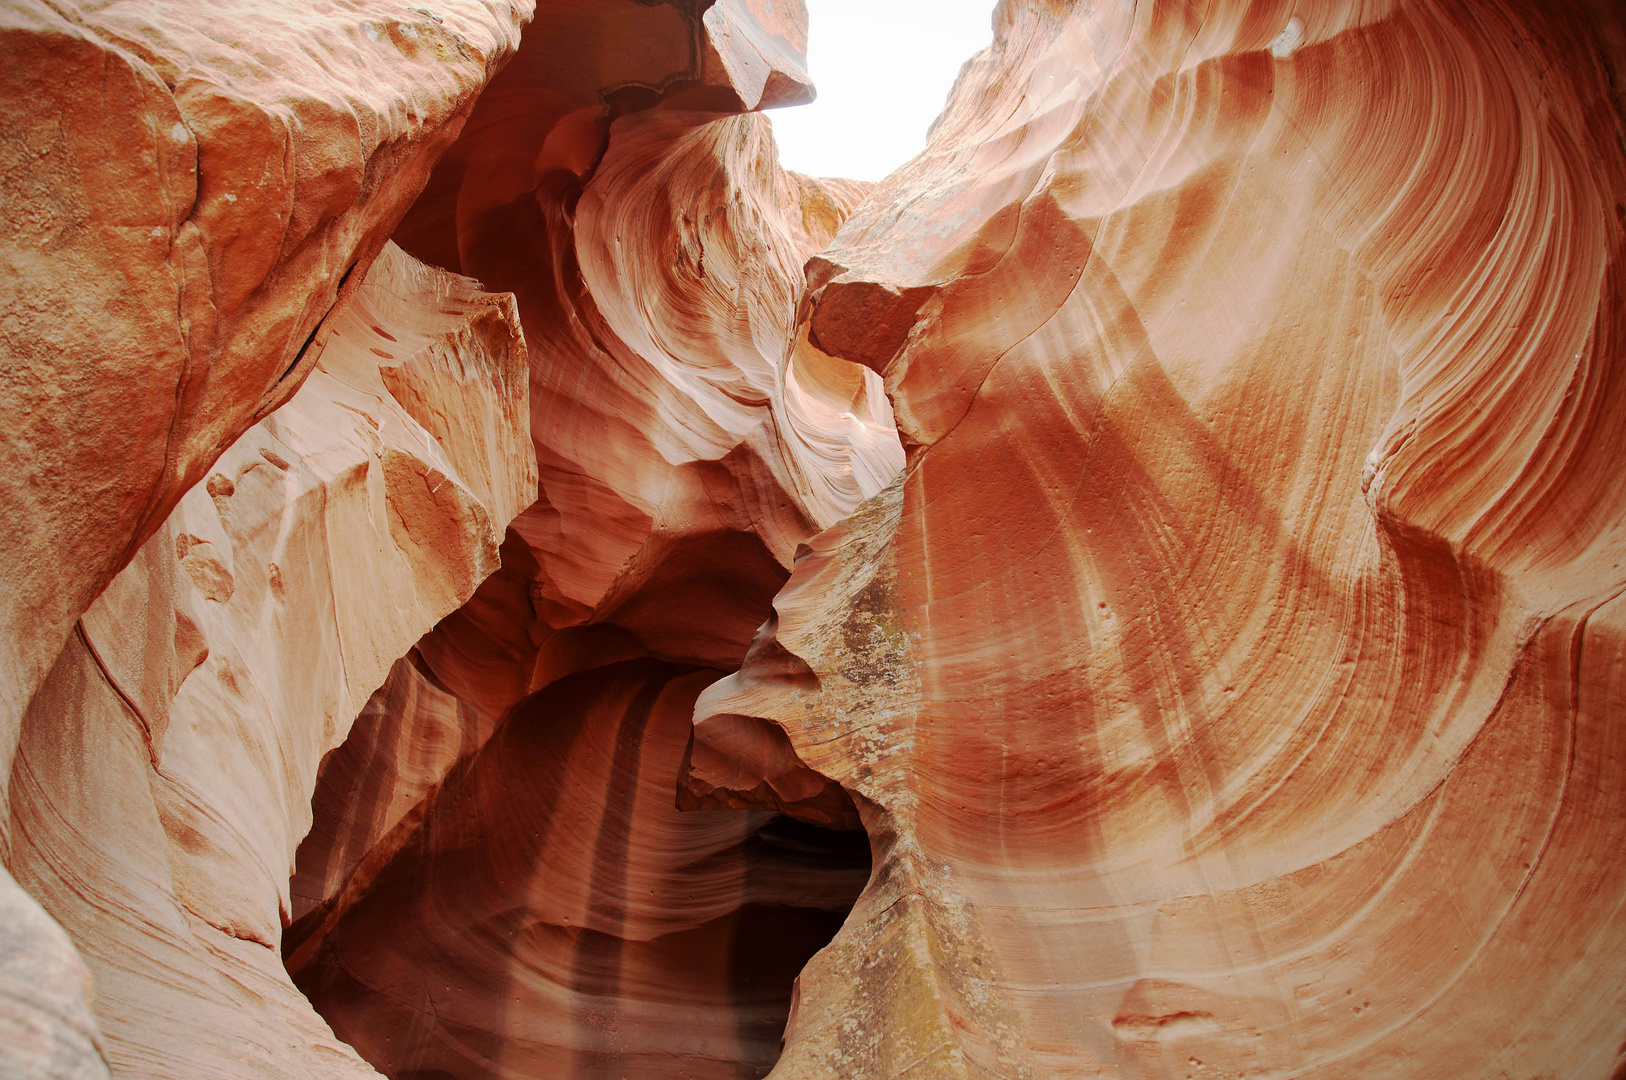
xmin=284 ymin=657 xmax=871 ymax=1079
xmin=275 ymin=6 xmax=890 ymax=1075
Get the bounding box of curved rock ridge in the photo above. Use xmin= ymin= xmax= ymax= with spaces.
xmin=279 ymin=6 xmax=897 ymax=1075
xmin=691 ymin=1 xmax=1626 ymax=1077
xmin=459 ymin=108 xmax=899 ymax=678
xmin=7 ymin=1 xmax=1624 ymax=1078
xmin=4 ymin=243 xmax=535 ymax=1079
xmin=381 ymin=0 xmax=901 ymax=722
xmin=290 ymin=657 xmax=870 ymax=1080
xmin=0 ymin=0 xmax=530 ymax=772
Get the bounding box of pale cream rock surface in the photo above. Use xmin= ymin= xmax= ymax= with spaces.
xmin=4 ymin=243 xmax=534 ymax=1079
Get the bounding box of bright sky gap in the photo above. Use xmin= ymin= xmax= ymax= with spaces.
xmin=767 ymin=0 xmax=997 ymax=182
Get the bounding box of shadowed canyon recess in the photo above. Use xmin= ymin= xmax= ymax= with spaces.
xmin=2 ymin=1 xmax=1626 ymax=1079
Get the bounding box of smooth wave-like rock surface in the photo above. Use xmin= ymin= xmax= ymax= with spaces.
xmin=390 ymin=0 xmax=901 ymax=709
xmin=282 ymin=5 xmax=892 ymax=1076
xmin=693 ymin=1 xmax=1626 ymax=1077
xmin=0 ymin=0 xmax=529 ymax=1060
xmin=5 ymin=0 xmax=1626 ymax=1077
xmin=4 ymin=243 xmax=534 ymax=1079
xmin=292 ymin=658 xmax=869 ymax=1079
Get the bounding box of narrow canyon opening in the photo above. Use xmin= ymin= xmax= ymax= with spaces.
xmin=9 ymin=1 xmax=1624 ymax=1079
xmin=266 ymin=5 xmax=908 ymax=1071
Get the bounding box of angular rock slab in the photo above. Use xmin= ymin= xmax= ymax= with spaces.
xmin=0 ymin=0 xmax=529 ymax=779
xmin=4 ymin=244 xmax=534 ymax=1079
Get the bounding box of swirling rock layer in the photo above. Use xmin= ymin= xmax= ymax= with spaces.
xmin=292 ymin=658 xmax=868 ymax=1079
xmin=694 ymin=1 xmax=1626 ymax=1077
xmin=390 ymin=0 xmax=900 ymax=711
xmin=282 ymin=5 xmax=894 ymax=1077
xmin=5 ymin=0 xmax=1626 ymax=1078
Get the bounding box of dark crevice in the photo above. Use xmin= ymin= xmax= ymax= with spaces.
xmin=285 ymin=658 xmax=870 ymax=1079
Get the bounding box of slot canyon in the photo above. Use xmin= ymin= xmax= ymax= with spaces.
xmin=2 ymin=0 xmax=1625 ymax=1077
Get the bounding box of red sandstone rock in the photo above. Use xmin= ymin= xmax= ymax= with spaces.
xmin=391 ymin=0 xmax=899 ymax=717
xmin=6 ymin=1 xmax=892 ymax=1074
xmin=279 ymin=7 xmax=897 ymax=1076
xmin=7 ymin=0 xmax=1626 ymax=1078
xmin=693 ymin=2 xmax=1626 ymax=1077
xmin=0 ymin=0 xmax=528 ymax=770
xmin=4 ymin=243 xmax=534 ymax=1078
xmin=291 ymin=659 xmax=868 ymax=1079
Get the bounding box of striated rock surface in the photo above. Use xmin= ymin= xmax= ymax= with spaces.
xmin=4 ymin=243 xmax=534 ymax=1078
xmin=5 ymin=0 xmax=1626 ymax=1078
xmin=285 ymin=33 xmax=902 ymax=1011
xmin=691 ymin=1 xmax=1626 ymax=1078
xmin=390 ymin=0 xmax=900 ymax=702
xmin=279 ymin=4 xmax=896 ymax=1077
xmin=292 ymin=658 xmax=869 ymax=1079
xmin=0 ymin=0 xmax=529 ymax=771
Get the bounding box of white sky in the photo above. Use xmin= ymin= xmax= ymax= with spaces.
xmin=768 ymin=0 xmax=997 ymax=182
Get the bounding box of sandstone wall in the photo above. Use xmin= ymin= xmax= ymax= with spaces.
xmin=277 ymin=4 xmax=898 ymax=1075
xmin=5 ymin=0 xmax=1626 ymax=1078
xmin=0 ymin=0 xmax=531 ymax=768
xmin=695 ymin=1 xmax=1626 ymax=1077
xmin=388 ymin=0 xmax=902 ymax=720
